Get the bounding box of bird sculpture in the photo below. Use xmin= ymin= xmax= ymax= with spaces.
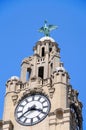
xmin=39 ymin=20 xmax=57 ymax=36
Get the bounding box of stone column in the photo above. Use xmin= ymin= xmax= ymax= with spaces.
xmin=44 ymin=52 xmax=49 ymax=79
xmin=44 ymin=42 xmax=49 ymax=79
xmin=0 ymin=120 xmax=3 ymax=130
xmin=37 ymin=44 xmax=40 ymax=55
xmin=20 ymin=64 xmax=27 ymax=82
xmin=33 ymin=55 xmax=37 ymax=77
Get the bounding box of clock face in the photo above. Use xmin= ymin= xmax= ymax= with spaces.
xmin=15 ymin=94 xmax=51 ymax=126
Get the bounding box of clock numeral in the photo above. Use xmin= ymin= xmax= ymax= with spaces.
xmin=32 ymin=96 xmax=34 ymax=101
xmin=37 ymin=116 xmax=40 ymax=120
xmin=23 ymin=118 xmax=27 ymax=123
xmin=43 ymin=105 xmax=48 ymax=108
xmin=19 ymin=104 xmax=24 ymax=108
xmin=41 ymin=111 xmax=47 ymax=115
xmin=17 ymin=110 xmax=22 ymax=113
xmin=25 ymin=98 xmax=28 ymax=103
xmin=31 ymin=118 xmax=33 ymax=124
xmin=38 ymin=97 xmax=41 ymax=101
xmin=41 ymin=100 xmax=46 ymax=104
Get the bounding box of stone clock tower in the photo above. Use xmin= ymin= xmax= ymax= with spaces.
xmin=0 ymin=22 xmax=83 ymax=130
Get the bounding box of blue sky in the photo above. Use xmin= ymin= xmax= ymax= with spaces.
xmin=0 ymin=0 xmax=86 ymax=129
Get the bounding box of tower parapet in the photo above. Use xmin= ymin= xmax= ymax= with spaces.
xmin=6 ymin=76 xmax=19 ymax=93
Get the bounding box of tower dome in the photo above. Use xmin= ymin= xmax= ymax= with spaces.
xmin=10 ymin=76 xmax=19 ymax=80
xmin=39 ymin=36 xmax=55 ymax=42
xmin=56 ymin=66 xmax=66 ymax=72
xmin=56 ymin=63 xmax=66 ymax=72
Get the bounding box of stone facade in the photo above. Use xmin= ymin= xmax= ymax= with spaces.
xmin=0 ymin=120 xmax=3 ymax=130
xmin=2 ymin=36 xmax=83 ymax=130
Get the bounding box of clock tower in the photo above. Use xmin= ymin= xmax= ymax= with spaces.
xmin=1 ymin=22 xmax=83 ymax=130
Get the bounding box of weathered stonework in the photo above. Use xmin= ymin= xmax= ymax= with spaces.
xmin=2 ymin=36 xmax=83 ymax=130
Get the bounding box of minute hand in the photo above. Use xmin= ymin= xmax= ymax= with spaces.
xmin=18 ymin=105 xmax=36 ymax=119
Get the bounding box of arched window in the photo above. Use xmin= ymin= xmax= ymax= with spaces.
xmin=49 ymin=47 xmax=52 ymax=52
xmin=26 ymin=68 xmax=31 ymax=81
xmin=38 ymin=67 xmax=44 ymax=79
xmin=51 ymin=63 xmax=53 ymax=74
xmin=41 ymin=47 xmax=45 ymax=57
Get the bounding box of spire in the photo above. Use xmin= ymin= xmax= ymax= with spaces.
xmin=38 ymin=20 xmax=57 ymax=36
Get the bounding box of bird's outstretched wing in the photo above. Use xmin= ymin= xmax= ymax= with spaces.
xmin=38 ymin=27 xmax=44 ymax=32
xmin=48 ymin=25 xmax=58 ymax=31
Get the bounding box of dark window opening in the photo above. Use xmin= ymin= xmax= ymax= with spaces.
xmin=41 ymin=47 xmax=45 ymax=57
xmin=26 ymin=68 xmax=31 ymax=81
xmin=51 ymin=63 xmax=53 ymax=74
xmin=38 ymin=67 xmax=44 ymax=79
xmin=49 ymin=48 xmax=52 ymax=52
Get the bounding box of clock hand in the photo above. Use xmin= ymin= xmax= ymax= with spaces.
xmin=24 ymin=106 xmax=37 ymax=116
xmin=18 ymin=105 xmax=36 ymax=119
xmin=35 ymin=108 xmax=47 ymax=114
xmin=35 ymin=108 xmax=42 ymax=112
xmin=24 ymin=108 xmax=43 ymax=117
xmin=21 ymin=105 xmax=37 ymax=117
xmin=24 ymin=110 xmax=35 ymax=117
xmin=18 ymin=108 xmax=31 ymax=119
xmin=31 ymin=107 xmax=43 ymax=112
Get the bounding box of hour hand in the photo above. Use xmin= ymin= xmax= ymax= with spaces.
xmin=30 ymin=105 xmax=36 ymax=110
xmin=35 ymin=108 xmax=43 ymax=112
xmin=35 ymin=108 xmax=47 ymax=114
xmin=18 ymin=105 xmax=36 ymax=119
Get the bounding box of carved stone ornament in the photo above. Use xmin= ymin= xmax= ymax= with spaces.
xmin=68 ymin=85 xmax=83 ymax=130
xmin=48 ymin=87 xmax=55 ymax=98
xmin=12 ymin=94 xmax=18 ymax=105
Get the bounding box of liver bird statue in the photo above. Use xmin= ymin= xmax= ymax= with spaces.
xmin=39 ymin=20 xmax=57 ymax=36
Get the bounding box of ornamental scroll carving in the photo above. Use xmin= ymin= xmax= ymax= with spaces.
xmin=68 ymin=85 xmax=83 ymax=130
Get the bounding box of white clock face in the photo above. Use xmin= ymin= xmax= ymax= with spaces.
xmin=15 ymin=94 xmax=51 ymax=126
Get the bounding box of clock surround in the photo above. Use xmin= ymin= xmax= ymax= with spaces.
xmin=15 ymin=93 xmax=51 ymax=126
